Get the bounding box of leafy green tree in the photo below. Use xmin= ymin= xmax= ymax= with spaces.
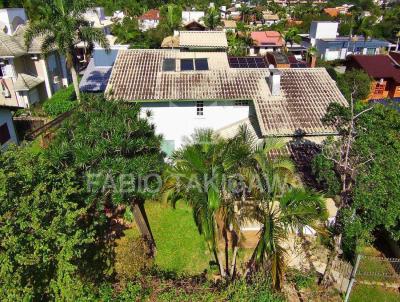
xmin=25 ymin=0 xmax=110 ymax=102
xmin=336 ymin=69 xmax=372 ymax=101
xmin=238 ymin=4 xmax=253 ymax=25
xmin=158 ymin=4 xmax=182 ymax=35
xmin=112 ymin=17 xmax=142 ymax=45
xmin=282 ymin=27 xmax=301 ymax=51
xmin=0 ymin=145 xmax=94 ymax=301
xmin=47 ymin=94 xmax=165 ymax=253
xmin=202 ymin=6 xmax=222 ymax=30
xmin=227 ymin=32 xmax=248 ymax=56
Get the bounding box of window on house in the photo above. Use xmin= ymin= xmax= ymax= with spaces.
xmin=181 ymin=59 xmax=194 ymax=71
xmin=0 ymin=123 xmax=11 ymax=145
xmin=374 ymin=82 xmax=385 ymax=95
xmin=162 ymin=58 xmax=176 ymax=71
xmin=367 ymin=48 xmax=375 ymax=55
xmin=196 ymin=101 xmax=204 ymax=116
xmin=355 ymin=47 xmax=363 ymax=54
xmin=234 ymin=100 xmax=249 ymax=106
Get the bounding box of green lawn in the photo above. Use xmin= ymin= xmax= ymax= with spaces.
xmin=124 ymin=202 xmax=211 ymax=275
xmin=350 ymin=284 xmax=400 ymax=302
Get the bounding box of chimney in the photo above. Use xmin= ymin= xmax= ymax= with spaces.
xmin=268 ymin=68 xmax=281 ymax=96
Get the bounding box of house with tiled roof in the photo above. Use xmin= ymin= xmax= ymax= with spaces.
xmin=249 ymin=31 xmax=284 ymax=55
xmin=0 ymin=8 xmax=69 ymax=108
xmin=138 ymin=9 xmax=160 ymax=31
xmin=97 ymin=49 xmax=347 ymax=154
xmin=346 ymin=55 xmax=400 ymax=100
xmin=162 ymin=31 xmax=228 ymax=51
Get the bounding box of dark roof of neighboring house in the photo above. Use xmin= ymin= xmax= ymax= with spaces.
xmin=389 ymin=51 xmax=400 ymax=66
xmin=106 ymin=49 xmax=347 ymax=136
xmin=183 ymin=20 xmax=206 ymax=30
xmin=267 ymin=52 xmax=289 ymax=65
xmin=138 ymin=9 xmax=160 ymax=21
xmin=349 ymin=55 xmax=400 ymax=84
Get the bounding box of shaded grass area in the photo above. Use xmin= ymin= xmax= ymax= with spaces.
xmin=358 ymin=246 xmax=400 ymax=282
xmin=350 ymin=284 xmax=400 ymax=302
xmin=124 ymin=202 xmax=210 ymax=275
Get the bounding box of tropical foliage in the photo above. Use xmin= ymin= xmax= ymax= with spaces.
xmin=202 ymin=6 xmax=221 ymax=30
xmin=313 ymin=102 xmax=400 ymax=258
xmin=24 ymin=0 xmax=109 ymax=102
xmin=0 ymin=94 xmax=166 ymax=300
xmin=163 ymin=127 xmax=327 ymax=288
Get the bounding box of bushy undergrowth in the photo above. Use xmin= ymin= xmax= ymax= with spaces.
xmin=92 ymin=271 xmax=285 ymax=302
xmin=42 ymin=85 xmax=76 ymax=117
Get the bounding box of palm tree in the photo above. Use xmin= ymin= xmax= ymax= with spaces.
xmin=240 ymin=138 xmax=327 ymax=290
xmin=282 ymin=28 xmax=301 ymax=52
xmin=246 ymin=189 xmax=327 ymax=290
xmin=25 ymin=0 xmax=110 ymax=103
xmin=163 ymin=128 xmax=254 ymax=277
xmin=307 ymin=46 xmax=318 ymax=67
xmin=159 ymin=4 xmax=182 ymax=34
xmin=202 ymin=7 xmax=221 ymax=30
xmin=238 ymin=4 xmax=253 ymax=25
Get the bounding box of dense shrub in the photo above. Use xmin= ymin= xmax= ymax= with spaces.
xmin=42 ymin=85 xmax=76 ymax=117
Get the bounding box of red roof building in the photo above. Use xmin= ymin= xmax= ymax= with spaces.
xmin=251 ymin=31 xmax=284 ymax=47
xmin=138 ymin=9 xmax=160 ymax=21
xmin=347 ymin=55 xmax=400 ymax=100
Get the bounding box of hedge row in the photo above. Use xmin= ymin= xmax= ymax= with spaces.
xmin=42 ymin=85 xmax=77 ymax=117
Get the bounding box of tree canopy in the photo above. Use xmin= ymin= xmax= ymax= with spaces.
xmin=0 ymin=94 xmax=165 ymax=300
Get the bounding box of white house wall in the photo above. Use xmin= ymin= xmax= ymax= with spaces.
xmin=140 ymin=100 xmax=250 ymax=149
xmin=0 ymin=108 xmax=18 ymax=148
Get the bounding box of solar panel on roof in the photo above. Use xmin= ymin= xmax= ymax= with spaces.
xmin=163 ymin=58 xmax=176 ymax=71
xmin=228 ymin=57 xmax=268 ymax=68
xmin=181 ymin=59 xmax=194 ymax=71
xmin=195 ymin=58 xmax=209 ymax=70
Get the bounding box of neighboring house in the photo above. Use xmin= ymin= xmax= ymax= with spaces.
xmin=183 ymin=21 xmax=206 ymax=31
xmin=323 ymin=6 xmax=353 ymax=18
xmin=164 ymin=31 xmax=228 ymax=51
xmin=0 ymin=12 xmax=69 ymax=108
xmin=0 ymin=8 xmax=27 ymax=35
xmin=389 ymin=51 xmax=400 ymax=65
xmin=222 ymin=20 xmax=237 ymax=32
xmin=182 ymin=11 xmax=204 ymax=24
xmin=83 ymin=7 xmax=113 ymax=35
xmin=138 ymin=9 xmax=160 ymax=31
xmin=266 ymin=52 xmax=290 ymax=68
xmin=262 ymin=12 xmax=279 ymax=26
xmin=346 ymin=55 xmax=400 ymax=100
xmin=302 ymin=21 xmax=389 ymax=61
xmin=0 ymin=106 xmax=18 ymax=148
xmin=102 ymin=49 xmax=347 ymax=154
xmin=250 ymin=31 xmax=284 ymax=55
xmin=79 ymin=45 xmax=129 ymax=93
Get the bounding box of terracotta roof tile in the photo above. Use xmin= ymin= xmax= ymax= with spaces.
xmin=251 ymin=31 xmax=283 ymax=47
xmin=106 ymin=49 xmax=347 ymax=136
xmin=138 ymin=9 xmax=160 ymax=21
